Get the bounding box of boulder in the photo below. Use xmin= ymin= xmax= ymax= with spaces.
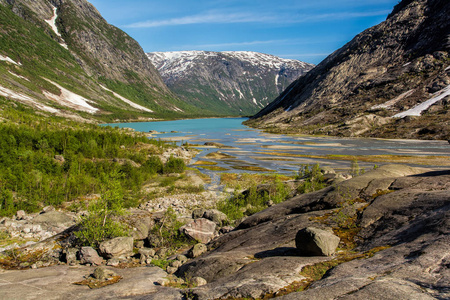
xmin=16 ymin=210 xmax=26 ymax=220
xmin=61 ymin=247 xmax=78 ymax=265
xmin=203 ymin=209 xmax=228 ymax=226
xmin=79 ymin=246 xmax=103 ymax=265
xmin=188 ymin=243 xmax=207 ymax=258
xmin=93 ymin=267 xmax=117 ymax=280
xmin=180 ymin=218 xmax=216 ymax=243
xmin=99 ymin=237 xmax=134 ymax=259
xmin=32 ymin=211 xmax=75 ymax=227
xmin=295 ymin=227 xmax=340 ymax=256
xmin=191 ymin=276 xmax=207 ymax=287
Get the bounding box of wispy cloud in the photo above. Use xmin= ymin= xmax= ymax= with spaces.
xmin=125 ymin=9 xmax=391 ymax=28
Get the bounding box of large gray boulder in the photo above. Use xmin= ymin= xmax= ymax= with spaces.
xmin=180 ymin=218 xmax=216 ymax=243
xmin=79 ymin=246 xmax=103 ymax=266
xmin=295 ymin=227 xmax=340 ymax=256
xmin=99 ymin=237 xmax=134 ymax=259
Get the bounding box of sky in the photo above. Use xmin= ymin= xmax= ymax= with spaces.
xmin=88 ymin=0 xmax=400 ymax=65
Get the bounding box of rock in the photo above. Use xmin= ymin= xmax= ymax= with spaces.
xmin=15 ymin=210 xmax=26 ymax=220
xmin=176 ymin=254 xmax=188 ymax=264
xmin=203 ymin=209 xmax=228 ymax=226
xmin=295 ymin=227 xmax=340 ymax=256
xmin=139 ymin=248 xmax=156 ymax=264
xmin=166 ymin=266 xmax=178 ymax=274
xmin=61 ymin=248 xmax=78 ymax=265
xmin=191 ymin=276 xmax=207 ymax=287
xmin=93 ymin=267 xmax=117 ymax=280
xmin=170 ymin=260 xmax=182 ymax=268
xmin=188 ymin=243 xmax=207 ymax=258
xmin=192 ymin=208 xmax=206 ymax=219
xmin=106 ymin=258 xmax=120 ymax=267
xmin=180 ymin=218 xmax=216 ymax=243
xmin=147 ymin=233 xmax=164 ymax=248
xmin=79 ymin=246 xmax=103 ymax=265
xmin=99 ymin=237 xmax=134 ymax=259
xmin=54 ymin=155 xmax=65 ymax=162
xmin=42 ymin=206 xmax=55 ymax=213
xmin=219 ymin=226 xmax=234 ymax=234
xmin=32 ymin=211 xmax=75 ymax=227
xmin=156 ymin=247 xmax=169 ymax=258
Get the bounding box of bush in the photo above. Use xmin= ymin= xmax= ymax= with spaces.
xmin=296 ymin=164 xmax=326 ymax=194
xmin=164 ymin=156 xmax=186 ymax=174
xmin=74 ymin=171 xmax=129 ymax=248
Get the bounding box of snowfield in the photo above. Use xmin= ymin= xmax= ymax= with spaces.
xmin=100 ymin=85 xmax=153 ymax=113
xmin=0 ymin=85 xmax=58 ymax=113
xmin=44 ymin=80 xmax=98 ymax=114
xmin=393 ymin=84 xmax=450 ymax=118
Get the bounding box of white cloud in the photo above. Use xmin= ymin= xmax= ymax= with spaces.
xmin=125 ymin=9 xmax=391 ymax=28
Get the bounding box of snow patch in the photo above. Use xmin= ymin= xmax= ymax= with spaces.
xmin=43 ymin=80 xmax=98 ymax=114
xmin=172 ymin=106 xmax=183 ymax=112
xmin=236 ymin=88 xmax=244 ymax=99
xmin=100 ymin=85 xmax=153 ymax=112
xmin=445 ymin=65 xmax=450 ymax=71
xmin=393 ymin=84 xmax=450 ymax=118
xmin=275 ymin=74 xmax=279 ymax=86
xmin=253 ymin=98 xmax=257 ymax=105
xmin=371 ymin=90 xmax=415 ymax=110
xmin=0 ymin=54 xmax=21 ymax=65
xmin=8 ymin=71 xmax=29 ymax=81
xmin=0 ymin=85 xmax=58 ymax=113
xmin=45 ymin=6 xmax=68 ymax=49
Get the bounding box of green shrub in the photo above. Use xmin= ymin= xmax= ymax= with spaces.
xmin=296 ymin=164 xmax=326 ymax=194
xmin=74 ymin=171 xmax=129 ymax=248
xmin=164 ymin=156 xmax=186 ymax=174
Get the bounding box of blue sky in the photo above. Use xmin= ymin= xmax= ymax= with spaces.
xmin=89 ymin=0 xmax=399 ymax=64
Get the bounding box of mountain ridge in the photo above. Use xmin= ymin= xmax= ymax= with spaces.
xmin=246 ymin=0 xmax=450 ymax=140
xmin=147 ymin=51 xmax=314 ymax=115
xmin=0 ymin=0 xmax=206 ymax=122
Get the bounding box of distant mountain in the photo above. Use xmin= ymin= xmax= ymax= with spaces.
xmin=147 ymin=51 xmax=314 ymax=115
xmin=0 ymin=0 xmax=202 ymax=122
xmin=247 ymin=0 xmax=450 ymax=140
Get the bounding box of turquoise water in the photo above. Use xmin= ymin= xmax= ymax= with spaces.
xmin=102 ymin=118 xmax=450 ymax=174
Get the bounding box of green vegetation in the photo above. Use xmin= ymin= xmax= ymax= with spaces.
xmin=74 ymin=171 xmax=129 ymax=248
xmin=0 ymin=97 xmax=175 ymax=217
xmin=217 ymin=179 xmax=290 ymax=221
xmin=296 ymin=164 xmax=326 ymax=194
xmin=149 ymin=208 xmax=194 ymax=253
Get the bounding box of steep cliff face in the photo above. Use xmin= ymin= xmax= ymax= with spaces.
xmin=247 ymin=0 xmax=450 ymax=140
xmin=0 ymin=0 xmax=197 ymax=121
xmin=147 ymin=51 xmax=314 ymax=115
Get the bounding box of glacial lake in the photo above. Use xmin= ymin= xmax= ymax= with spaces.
xmin=103 ymin=118 xmax=450 ymax=176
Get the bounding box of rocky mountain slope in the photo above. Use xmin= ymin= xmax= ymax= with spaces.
xmin=0 ymin=165 xmax=448 ymax=299
xmin=246 ymin=0 xmax=450 ymax=140
xmin=147 ymin=51 xmax=314 ymax=115
xmin=0 ymin=0 xmax=201 ymax=122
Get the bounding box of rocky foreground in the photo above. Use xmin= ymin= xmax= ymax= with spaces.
xmin=0 ymin=164 xmax=448 ymax=299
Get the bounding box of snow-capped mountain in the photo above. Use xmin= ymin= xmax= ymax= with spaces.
xmin=147 ymin=51 xmax=314 ymax=115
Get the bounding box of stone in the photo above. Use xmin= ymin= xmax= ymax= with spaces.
xmin=166 ymin=266 xmax=178 ymax=274
xmin=32 ymin=211 xmax=75 ymax=227
xmin=295 ymin=227 xmax=340 ymax=256
xmin=188 ymin=243 xmax=207 ymax=258
xmin=139 ymin=248 xmax=155 ymax=264
xmin=176 ymin=254 xmax=188 ymax=264
xmin=170 ymin=260 xmax=182 ymax=268
xmin=191 ymin=276 xmax=207 ymax=287
xmin=192 ymin=208 xmax=206 ymax=219
xmin=180 ymin=218 xmax=216 ymax=243
xmin=61 ymin=248 xmax=78 ymax=265
xmin=135 ymin=240 xmax=144 ymax=248
xmin=203 ymin=209 xmax=228 ymax=226
xmin=79 ymin=246 xmax=103 ymax=265
xmin=54 ymin=155 xmax=65 ymax=162
xmin=93 ymin=267 xmax=117 ymax=280
xmin=99 ymin=237 xmax=134 ymax=259
xmin=16 ymin=210 xmax=26 ymax=220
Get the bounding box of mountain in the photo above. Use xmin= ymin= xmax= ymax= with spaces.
xmin=147 ymin=51 xmax=314 ymax=115
xmin=0 ymin=0 xmax=201 ymax=122
xmin=246 ymin=0 xmax=450 ymax=140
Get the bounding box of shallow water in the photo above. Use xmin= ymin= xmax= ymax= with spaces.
xmin=103 ymin=118 xmax=450 ymax=175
